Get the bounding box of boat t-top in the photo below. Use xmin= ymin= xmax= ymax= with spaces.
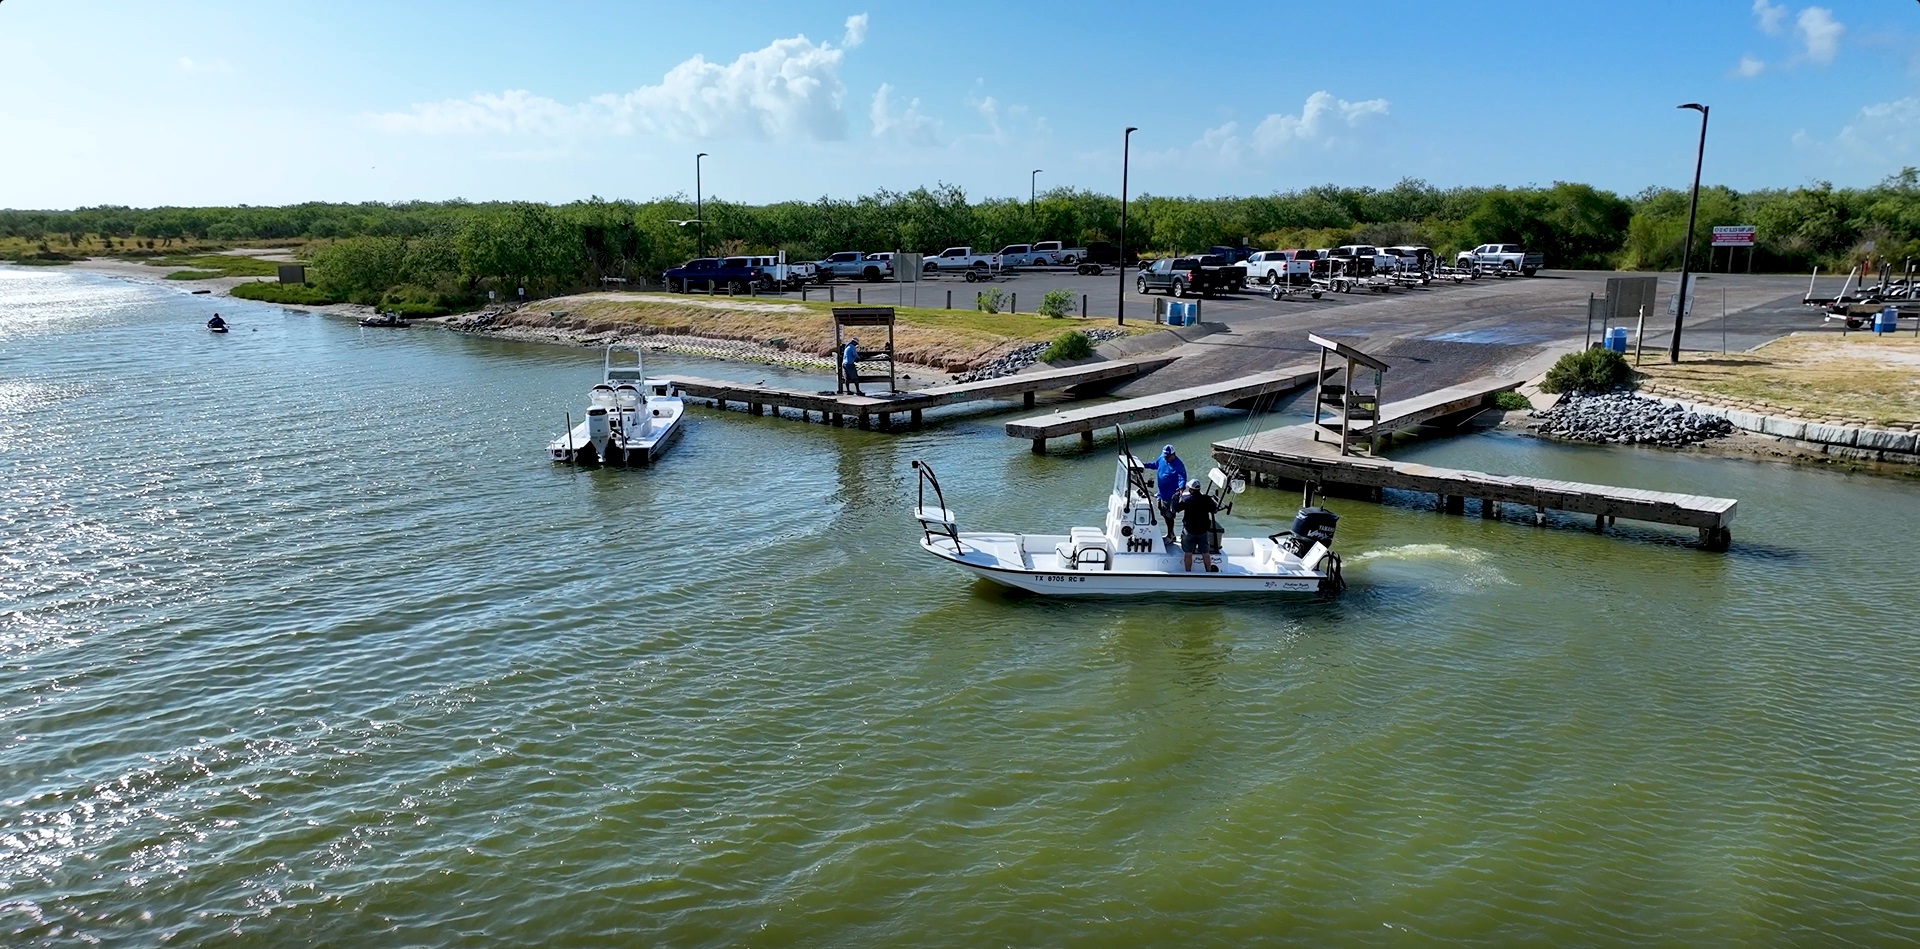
xmin=910 ymin=429 xmax=1343 ymax=596
xmin=547 ymin=347 xmax=685 ymax=466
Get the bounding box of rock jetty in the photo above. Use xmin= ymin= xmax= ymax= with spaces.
xmin=951 ymin=330 xmax=1128 ymax=383
xmin=1530 ymin=391 xmax=1733 ymax=447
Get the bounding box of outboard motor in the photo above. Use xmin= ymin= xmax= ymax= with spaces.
xmin=1281 ymin=506 xmax=1338 ymax=558
xmin=585 ymin=406 xmax=612 ymax=463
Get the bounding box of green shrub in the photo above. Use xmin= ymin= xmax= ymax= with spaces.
xmin=230 ymin=281 xmax=344 ymax=306
xmin=1493 ymin=390 xmax=1533 ymax=411
xmin=1038 ymin=288 xmax=1076 ymax=318
xmin=975 ymin=287 xmax=1006 ymax=313
xmin=164 ymin=269 xmax=224 ymax=280
xmin=1041 ymin=330 xmax=1095 ymax=363
xmin=1541 ymin=347 xmax=1634 ymax=394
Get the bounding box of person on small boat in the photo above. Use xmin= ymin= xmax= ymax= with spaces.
xmin=841 ymin=337 xmax=863 ymax=395
xmin=1150 ymin=445 xmax=1187 ymax=541
xmin=207 ymin=313 xmax=226 ymax=329
xmin=1173 ymin=478 xmax=1221 ymax=573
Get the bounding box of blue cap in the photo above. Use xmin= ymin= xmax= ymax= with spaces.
xmin=1162 ymin=445 xmax=1175 ymax=454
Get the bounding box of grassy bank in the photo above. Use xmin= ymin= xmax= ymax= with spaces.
xmin=231 ymin=282 xmax=343 ymax=306
xmin=497 ymin=292 xmax=1152 ymax=369
xmin=1638 ymin=332 xmax=1920 ymax=426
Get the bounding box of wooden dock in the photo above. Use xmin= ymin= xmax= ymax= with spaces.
xmin=1214 ymin=423 xmax=1738 ymax=550
xmin=1002 ymin=362 xmax=1328 ymax=453
xmin=664 ymin=356 xmax=1175 ymax=430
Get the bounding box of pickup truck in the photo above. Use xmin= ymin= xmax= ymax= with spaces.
xmin=1245 ymin=250 xmax=1313 ymax=286
xmin=923 ymin=246 xmax=1001 ymax=274
xmin=1032 ymin=240 xmax=1086 ymax=265
xmin=1195 ymin=254 xmax=1247 ymax=292
xmin=663 ymin=257 xmax=765 ymax=293
xmin=1207 ymin=245 xmax=1254 ymax=264
xmin=742 ymin=254 xmax=817 ymax=290
xmin=1328 ymin=245 xmax=1379 ymax=278
xmin=1456 ymin=243 xmax=1543 ymax=276
xmin=1135 ymin=256 xmax=1230 ymax=297
xmin=995 ymin=244 xmax=1054 ymax=268
xmin=814 ymin=251 xmax=893 ymax=282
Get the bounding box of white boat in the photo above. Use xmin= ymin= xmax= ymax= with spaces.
xmin=909 ymin=435 xmax=1344 ymax=597
xmin=547 ymin=348 xmax=685 ymax=466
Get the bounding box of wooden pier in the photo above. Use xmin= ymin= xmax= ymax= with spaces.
xmin=1215 ymin=423 xmax=1738 ymax=550
xmin=664 ymin=356 xmax=1175 ymax=430
xmin=1003 ymin=362 xmax=1328 ymax=453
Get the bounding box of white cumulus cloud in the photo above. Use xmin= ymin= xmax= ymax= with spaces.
xmin=1752 ymin=0 xmax=1787 ymax=34
xmin=869 ymin=83 xmax=939 ymax=145
xmin=371 ymin=20 xmax=867 ymax=142
xmin=1835 ymin=96 xmax=1920 ymax=164
xmin=1247 ymin=91 xmax=1389 ymax=152
xmin=1796 ymin=7 xmax=1843 ymax=64
xmin=1735 ymin=54 xmax=1766 ymax=78
xmin=842 ymin=13 xmax=868 ymax=49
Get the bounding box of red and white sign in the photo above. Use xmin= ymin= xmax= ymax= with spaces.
xmin=1712 ymin=225 xmax=1757 ymax=247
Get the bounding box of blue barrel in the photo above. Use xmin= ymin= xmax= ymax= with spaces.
xmin=1875 ymin=307 xmax=1899 ymax=335
xmin=1606 ymin=326 xmax=1628 ymax=353
xmin=1170 ymin=301 xmax=1190 ymax=326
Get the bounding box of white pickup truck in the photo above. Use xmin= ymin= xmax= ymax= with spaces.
xmin=742 ymin=254 xmax=818 ymax=290
xmin=1456 ymin=243 xmax=1544 ymax=276
xmin=1031 ymin=240 xmax=1086 ymax=265
xmin=995 ymin=244 xmax=1053 ymax=268
xmin=1244 ymin=250 xmax=1313 ymax=286
xmin=923 ymin=246 xmax=1001 ymax=274
xmin=815 ymin=251 xmax=894 ymax=282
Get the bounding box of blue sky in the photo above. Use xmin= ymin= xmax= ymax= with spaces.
xmin=1 ymin=0 xmax=1915 ymax=209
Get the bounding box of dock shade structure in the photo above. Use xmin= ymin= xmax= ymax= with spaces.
xmin=1308 ymin=333 xmax=1389 ymax=456
xmin=832 ymin=307 xmax=897 ymax=395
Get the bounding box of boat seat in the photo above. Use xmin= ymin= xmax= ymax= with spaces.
xmin=1061 ymin=527 xmax=1112 ymax=571
xmin=915 ymin=506 xmax=957 ymax=527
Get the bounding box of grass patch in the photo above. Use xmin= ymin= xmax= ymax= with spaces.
xmin=1636 ymin=332 xmax=1920 ymax=425
xmin=6 ymin=255 xmax=73 ymax=266
xmin=1493 ymin=390 xmax=1532 ymax=411
xmin=517 ymin=292 xmax=1152 ymax=370
xmin=1542 ymin=348 xmax=1634 ymax=394
xmin=230 ymin=282 xmax=344 ymax=306
xmin=145 ymin=254 xmax=281 ymax=277
xmin=164 ymin=269 xmax=227 ymax=280
xmin=1041 ymin=330 xmax=1094 ymax=363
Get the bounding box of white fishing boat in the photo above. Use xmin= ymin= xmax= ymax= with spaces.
xmin=547 ymin=348 xmax=685 ymax=466
xmin=909 ymin=432 xmax=1344 ymax=596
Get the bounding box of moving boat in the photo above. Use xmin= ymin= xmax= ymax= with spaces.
xmin=208 ymin=324 xmax=228 ymax=334
xmin=546 ymin=347 xmax=685 ymax=466
xmin=359 ymin=311 xmax=411 ymax=328
xmin=910 ymin=431 xmax=1343 ymax=596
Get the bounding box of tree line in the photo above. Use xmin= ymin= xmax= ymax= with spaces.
xmin=4 ymin=170 xmax=1914 ymax=310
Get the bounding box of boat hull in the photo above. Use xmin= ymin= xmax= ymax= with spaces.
xmin=920 ymin=536 xmax=1325 ymax=596
xmin=548 ymin=410 xmax=684 ymax=465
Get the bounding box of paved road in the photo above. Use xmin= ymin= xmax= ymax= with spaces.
xmin=772 ymin=267 xmax=1832 ymax=396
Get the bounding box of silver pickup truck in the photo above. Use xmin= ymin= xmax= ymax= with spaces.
xmin=814 ymin=251 xmax=894 ymax=282
xmin=1456 ymin=243 xmax=1544 ymax=276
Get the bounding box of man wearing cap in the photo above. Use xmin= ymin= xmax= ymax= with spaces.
xmin=1173 ymin=478 xmax=1222 ymax=572
xmin=840 ymin=337 xmax=863 ymax=395
xmin=1150 ymin=445 xmax=1187 ymax=543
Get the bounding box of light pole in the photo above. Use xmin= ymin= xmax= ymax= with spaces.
xmin=696 ymin=152 xmax=709 ymax=257
xmin=1030 ymin=168 xmax=1042 ymax=228
xmin=1117 ymin=127 xmax=1136 ymax=326
xmin=1670 ymin=103 xmax=1708 ymax=363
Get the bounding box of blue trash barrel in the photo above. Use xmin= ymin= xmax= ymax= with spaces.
xmin=1606 ymin=326 xmax=1628 ymax=353
xmin=1875 ymin=307 xmax=1899 ymax=335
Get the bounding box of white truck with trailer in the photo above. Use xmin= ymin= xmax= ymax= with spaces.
xmin=815 ymin=251 xmax=895 ymax=282
xmin=1245 ymin=250 xmax=1313 ymax=286
xmin=1455 ymin=243 xmax=1544 ymax=277
xmin=1031 ymin=241 xmax=1086 ymax=265
xmin=923 ymin=246 xmax=1003 ymax=280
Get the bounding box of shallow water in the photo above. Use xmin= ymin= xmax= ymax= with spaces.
xmin=4 ymin=265 xmax=1920 ymax=946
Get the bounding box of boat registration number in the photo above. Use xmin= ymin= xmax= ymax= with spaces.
xmin=1039 ymin=575 xmax=1087 ymax=583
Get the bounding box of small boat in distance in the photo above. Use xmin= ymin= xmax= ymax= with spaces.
xmin=359 ymin=311 xmax=411 ymax=328
xmin=909 ymin=429 xmax=1343 ymax=596
xmin=547 ymin=347 xmax=686 ymax=466
xmin=207 ymin=315 xmax=229 ymax=333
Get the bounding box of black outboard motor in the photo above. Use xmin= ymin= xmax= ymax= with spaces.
xmin=1281 ymin=506 xmax=1339 ymax=557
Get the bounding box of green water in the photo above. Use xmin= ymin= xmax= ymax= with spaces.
xmin=5 ymin=266 xmax=1920 ymax=946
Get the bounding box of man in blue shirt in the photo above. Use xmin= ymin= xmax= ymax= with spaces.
xmin=841 ymin=337 xmax=863 ymax=395
xmin=1150 ymin=444 xmax=1186 ymax=542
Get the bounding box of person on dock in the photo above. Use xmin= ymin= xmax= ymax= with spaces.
xmin=1151 ymin=445 xmax=1187 ymax=542
xmin=841 ymin=337 xmax=863 ymax=396
xmin=207 ymin=313 xmax=226 ymax=329
xmin=1173 ymin=478 xmax=1221 ymax=573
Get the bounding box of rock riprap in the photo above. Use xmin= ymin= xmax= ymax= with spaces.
xmin=1530 ymin=391 xmax=1733 ymax=447
xmin=951 ymin=330 xmax=1128 ymax=383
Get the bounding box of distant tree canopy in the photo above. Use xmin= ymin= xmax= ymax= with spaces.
xmin=4 ymin=171 xmax=1914 ymax=308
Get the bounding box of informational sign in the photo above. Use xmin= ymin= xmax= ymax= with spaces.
xmin=896 ymin=252 xmax=924 ymax=282
xmin=1666 ymin=274 xmax=1698 ymax=317
xmin=1711 ymin=225 xmax=1757 ymax=247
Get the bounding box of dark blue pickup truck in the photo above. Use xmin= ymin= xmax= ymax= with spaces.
xmin=663 ymin=257 xmax=768 ymax=293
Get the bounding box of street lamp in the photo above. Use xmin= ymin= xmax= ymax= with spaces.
xmin=696 ymin=152 xmax=709 ymax=257
xmin=1669 ymin=103 xmax=1708 ymax=363
xmin=1117 ymin=127 xmax=1137 ymax=326
xmin=1030 ymin=168 xmax=1043 ymax=226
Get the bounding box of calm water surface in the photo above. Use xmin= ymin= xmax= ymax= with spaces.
xmin=4 ymin=266 xmax=1919 ymax=946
